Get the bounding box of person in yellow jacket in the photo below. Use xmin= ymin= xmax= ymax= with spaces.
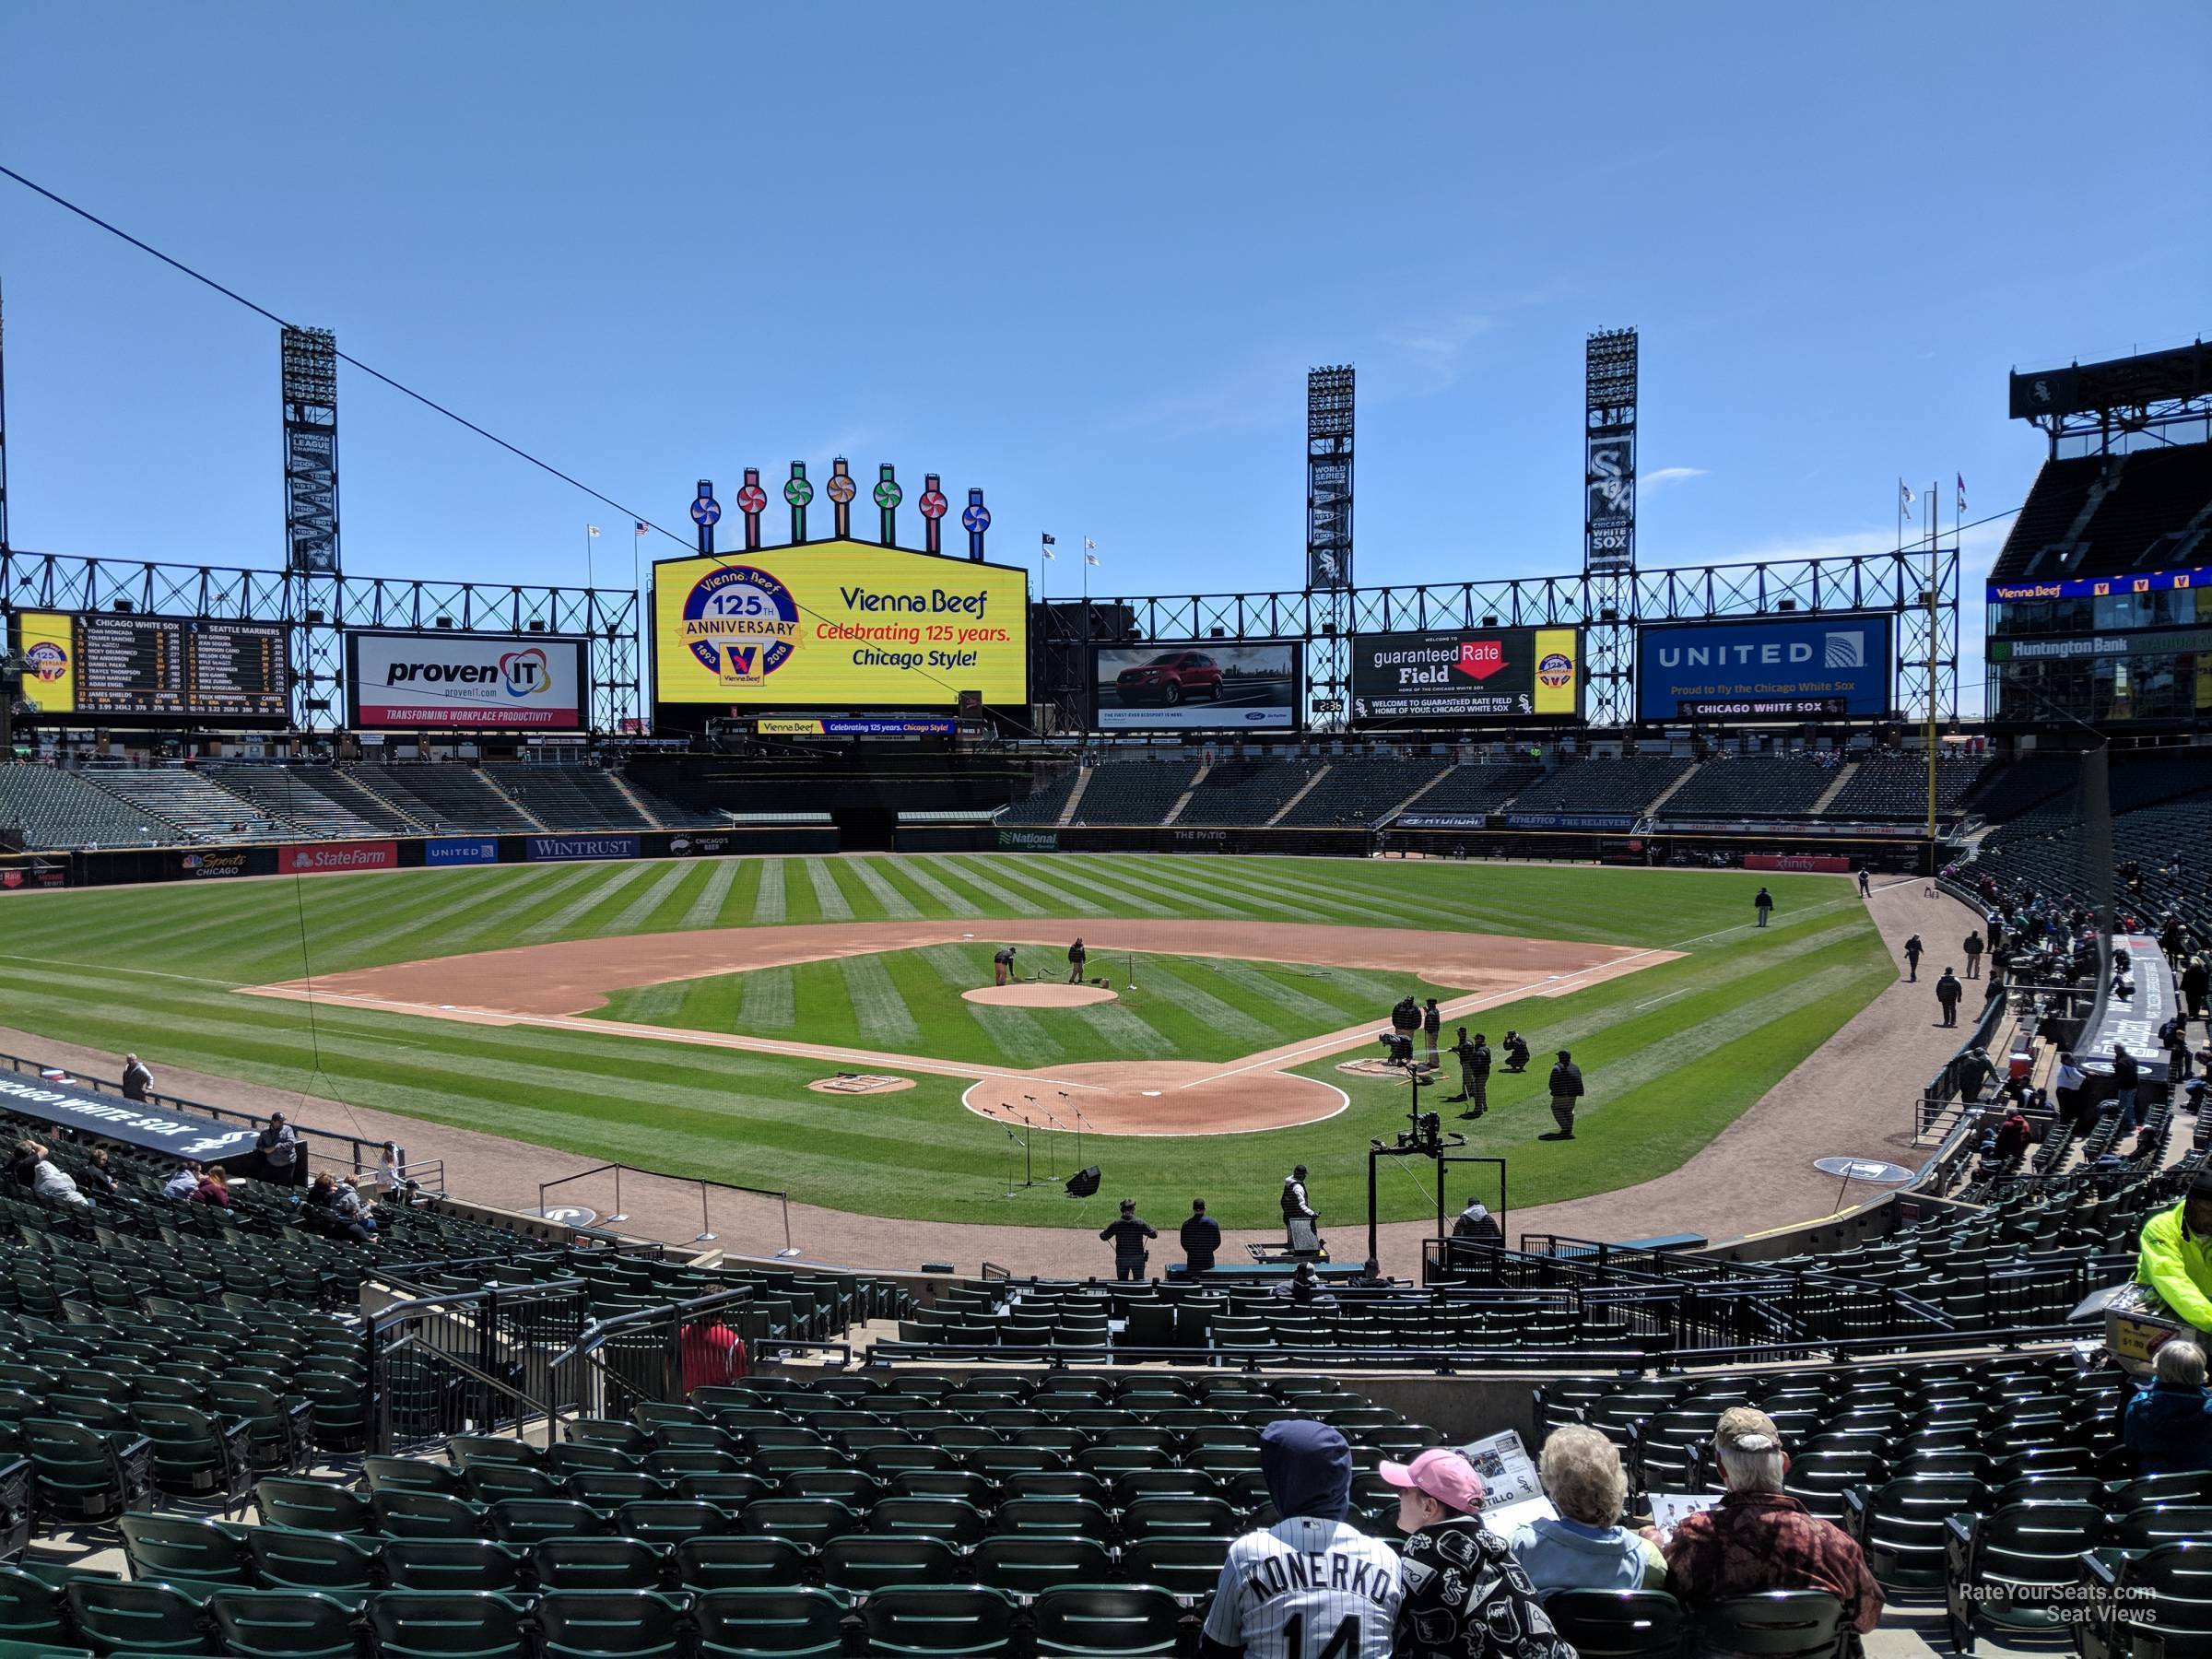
xmin=2136 ymin=1170 xmax=2212 ymax=1336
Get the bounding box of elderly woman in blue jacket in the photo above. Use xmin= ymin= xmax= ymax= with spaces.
xmin=2125 ymin=1339 xmax=2212 ymax=1475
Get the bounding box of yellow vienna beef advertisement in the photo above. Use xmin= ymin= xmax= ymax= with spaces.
xmin=653 ymin=543 xmax=1028 ymax=707
xmin=1531 ymin=626 xmax=1581 ymax=717
xmin=16 ymin=613 xmax=76 ymax=714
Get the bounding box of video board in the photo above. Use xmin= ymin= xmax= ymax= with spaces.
xmin=347 ymin=630 xmax=587 ymax=731
xmin=1350 ymin=627 xmax=1584 ymax=724
xmin=651 ymin=542 xmax=1027 ymax=709
xmin=13 ymin=611 xmax=288 ymax=723
xmin=1636 ymin=613 xmax=1894 ymax=721
xmin=1091 ymin=642 xmax=1301 ymax=731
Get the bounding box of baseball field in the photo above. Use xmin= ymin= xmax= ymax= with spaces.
xmin=0 ymin=853 xmax=1893 ymax=1230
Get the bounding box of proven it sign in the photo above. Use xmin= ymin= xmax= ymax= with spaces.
xmin=347 ymin=629 xmax=586 ymax=731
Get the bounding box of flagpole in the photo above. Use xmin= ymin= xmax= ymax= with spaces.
xmin=631 ymin=533 xmax=642 ymax=734
xmin=1925 ymin=480 xmax=1938 ymax=848
xmin=585 ymin=527 xmax=595 ymax=593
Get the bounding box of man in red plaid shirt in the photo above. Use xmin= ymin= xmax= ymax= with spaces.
xmin=1662 ymin=1407 xmax=1883 ymax=1643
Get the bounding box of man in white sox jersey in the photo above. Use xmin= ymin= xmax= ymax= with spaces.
xmin=1201 ymin=1420 xmax=1402 ymax=1659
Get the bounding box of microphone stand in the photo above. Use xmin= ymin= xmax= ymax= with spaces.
xmin=1037 ymin=1099 xmax=1069 ymax=1180
xmin=1063 ymin=1092 xmax=1085 ymax=1169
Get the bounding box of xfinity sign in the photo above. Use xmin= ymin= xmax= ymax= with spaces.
xmin=1636 ymin=614 xmax=1892 ymax=723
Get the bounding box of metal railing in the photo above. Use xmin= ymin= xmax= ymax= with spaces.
xmin=365 ymin=1278 xmax=592 ymax=1453
xmin=536 ymin=1162 xmax=799 ymax=1256
xmin=544 ymin=1287 xmax=759 ymax=1427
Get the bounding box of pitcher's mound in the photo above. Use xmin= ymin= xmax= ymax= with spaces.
xmin=962 ymin=982 xmax=1119 ymax=1008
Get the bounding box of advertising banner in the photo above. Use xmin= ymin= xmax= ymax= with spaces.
xmin=348 ymin=630 xmax=586 ymax=731
xmin=1351 ymin=628 xmax=1584 ymax=724
xmin=526 ymin=833 xmax=642 ymax=863
xmin=0 ymin=867 xmax=65 ymax=893
xmin=15 ymin=612 xmax=75 ymax=715
xmin=2080 ymin=934 xmax=2177 ymax=1083
xmin=1744 ymin=853 xmax=1854 ymax=874
xmin=756 ymin=717 xmax=959 ymax=736
xmin=1988 ymin=564 xmax=2210 ymax=604
xmin=0 ymin=1072 xmax=259 ymax=1164
xmin=1091 ymin=642 xmax=1300 ymax=731
xmin=424 ymin=837 xmax=500 ymax=867
xmin=1503 ymin=812 xmax=1638 ymax=831
xmin=652 ymin=543 xmax=1028 ymax=708
xmin=996 ymin=828 xmax=1060 ymax=852
xmin=1636 ymin=614 xmax=1894 ymax=721
xmin=664 ymin=832 xmax=738 ymax=857
xmin=282 ymin=840 xmax=400 ymax=876
xmin=177 ymin=849 xmax=276 ymax=880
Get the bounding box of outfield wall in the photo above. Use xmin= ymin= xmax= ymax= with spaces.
xmin=20 ymin=825 xmax=841 ymax=891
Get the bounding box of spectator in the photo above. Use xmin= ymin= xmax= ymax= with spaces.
xmin=2183 ymin=954 xmax=2208 ymax=1023
xmin=1384 ymin=1446 xmax=1567 ymax=1659
xmin=2135 ymin=1167 xmax=2212 ymax=1337
xmin=1452 ymin=1198 xmax=1503 ymax=1245
xmin=30 ymin=1154 xmax=89 ymax=1208
xmin=1993 ymin=1104 xmax=2033 ymax=1163
xmin=2054 ymin=1052 xmax=2089 ymax=1135
xmin=1903 ymin=935 xmax=1924 ymax=982
xmin=678 ymin=1314 xmax=747 ymax=1393
xmin=7 ymin=1140 xmax=43 ymax=1192
xmin=1663 ymin=1407 xmax=1882 ymax=1643
xmin=306 ymin=1171 xmax=371 ymax=1241
xmin=256 ymin=1112 xmax=302 ymax=1186
xmin=161 ymin=1161 xmax=202 ymax=1202
xmin=1936 ymin=969 xmax=1963 ymax=1028
xmin=1098 ymin=1199 xmax=1156 ymax=1283
xmin=194 ymin=1166 xmax=232 ymax=1207
xmin=1273 ymin=1262 xmax=1333 ymax=1307
xmin=368 ymin=1141 xmax=411 ymax=1199
xmin=79 ymin=1148 xmax=119 ymax=1200
xmin=1200 ymin=1421 xmax=1403 ymax=1659
xmin=1511 ymin=1426 xmax=1666 ymax=1593
xmin=121 ymin=1053 xmax=153 ymax=1102
xmin=1180 ymin=1198 xmax=1220 ymax=1276
xmin=2113 ymin=1044 xmax=2142 ymax=1133
xmin=2124 ymin=1339 xmax=2212 ymax=1475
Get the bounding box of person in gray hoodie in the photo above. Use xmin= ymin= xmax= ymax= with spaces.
xmin=1201 ymin=1420 xmax=1403 ymax=1659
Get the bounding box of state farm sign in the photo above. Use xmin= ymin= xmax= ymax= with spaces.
xmin=284 ymin=840 xmax=399 ymax=875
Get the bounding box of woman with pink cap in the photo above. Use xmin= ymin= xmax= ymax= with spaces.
xmin=1382 ymin=1447 xmax=1568 ymax=1659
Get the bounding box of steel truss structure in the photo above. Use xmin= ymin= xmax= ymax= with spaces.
xmin=1041 ymin=541 xmax=1962 ymax=724
xmin=0 ymin=548 xmax=640 ymax=733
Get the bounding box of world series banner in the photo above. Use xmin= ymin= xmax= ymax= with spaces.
xmin=652 ymin=543 xmax=1027 ymax=709
xmin=1350 ymin=628 xmax=1584 ymax=724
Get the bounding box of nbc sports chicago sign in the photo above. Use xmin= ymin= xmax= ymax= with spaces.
xmin=347 ymin=630 xmax=587 ymax=732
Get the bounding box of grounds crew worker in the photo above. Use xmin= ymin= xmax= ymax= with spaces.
xmin=1546 ymin=1050 xmax=1585 ymax=1139
xmin=1754 ymin=886 xmax=1774 ymax=928
xmin=993 ymin=946 xmax=1018 ymax=987
xmin=1068 ymin=937 xmax=1088 ymax=983
xmin=1281 ymin=1164 xmax=1317 ymax=1241
xmin=1963 ymin=929 xmax=1984 ymax=979
xmin=1446 ymin=1029 xmax=1490 ymax=1120
xmin=1422 ymin=998 xmax=1442 ymax=1068
xmin=2136 ymin=1168 xmax=2212 ymax=1342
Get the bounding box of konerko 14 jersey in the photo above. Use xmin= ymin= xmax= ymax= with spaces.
xmin=1201 ymin=1515 xmax=1404 ymax=1659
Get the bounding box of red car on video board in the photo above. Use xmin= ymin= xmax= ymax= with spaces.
xmin=1114 ymin=650 xmax=1224 ymax=705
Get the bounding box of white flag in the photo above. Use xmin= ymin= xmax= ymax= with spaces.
xmin=587 ymin=524 xmax=602 ymax=537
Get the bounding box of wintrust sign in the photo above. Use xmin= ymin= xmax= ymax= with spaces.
xmin=525 ymin=834 xmax=642 ymax=863
xmin=285 ymin=840 xmax=399 ymax=875
xmin=347 ymin=630 xmax=586 ymax=731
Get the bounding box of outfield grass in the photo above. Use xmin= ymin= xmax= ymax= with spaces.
xmin=590 ymin=946 xmax=1439 ymax=1067
xmin=0 ymin=853 xmax=1890 ymax=1229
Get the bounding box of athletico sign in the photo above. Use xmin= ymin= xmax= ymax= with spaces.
xmin=347 ymin=630 xmax=586 ymax=732
xmin=284 ymin=840 xmax=400 ymax=875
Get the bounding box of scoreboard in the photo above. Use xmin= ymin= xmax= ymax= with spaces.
xmin=13 ymin=612 xmax=288 ymax=723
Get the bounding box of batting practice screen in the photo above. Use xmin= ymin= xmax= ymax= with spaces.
xmin=651 ymin=543 xmax=1029 ymax=709
xmin=1636 ymin=613 xmax=1895 ymax=721
xmin=1350 ymin=627 xmax=1584 ymax=724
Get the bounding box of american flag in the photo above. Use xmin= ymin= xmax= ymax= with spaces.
xmin=634 ymin=522 xmax=650 ymax=536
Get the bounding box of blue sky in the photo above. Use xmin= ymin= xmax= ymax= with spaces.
xmin=3 ymin=4 xmax=2207 ymax=712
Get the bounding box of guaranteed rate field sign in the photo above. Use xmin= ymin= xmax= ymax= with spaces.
xmin=652 ymin=543 xmax=1028 ymax=708
xmin=1351 ymin=627 xmax=1584 ymax=724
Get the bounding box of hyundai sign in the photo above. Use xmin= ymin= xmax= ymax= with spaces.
xmin=1636 ymin=615 xmax=1893 ymax=722
xmin=347 ymin=629 xmax=588 ymax=732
